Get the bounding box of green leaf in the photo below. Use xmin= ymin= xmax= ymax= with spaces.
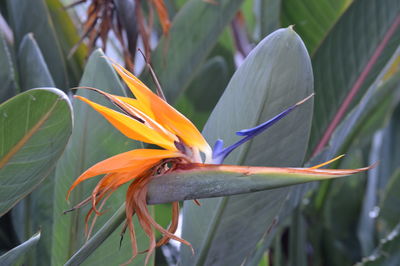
xmin=309 ymin=0 xmax=400 ymax=155
xmin=0 ymin=232 xmax=40 ymax=265
xmin=313 ymin=70 xmax=400 ymax=164
xmin=254 ymin=0 xmax=281 ymax=40
xmin=281 ymin=0 xmax=353 ymax=54
xmin=51 ymin=49 xmax=148 ymax=266
xmin=18 ymin=33 xmax=55 ymax=91
xmin=356 ymin=133 xmax=384 ymax=256
xmin=310 ymin=53 xmax=400 ymax=218
xmin=175 ymin=56 xmax=229 ymax=129
xmin=45 ymin=0 xmax=86 ymax=86
xmin=64 ymin=204 xmax=126 ymax=266
xmin=149 ymin=0 xmax=245 ymax=102
xmin=378 ymin=169 xmax=400 ymax=236
xmin=11 ymin=170 xmax=55 ymax=265
xmin=12 ymin=33 xmax=57 ymax=265
xmin=319 ymin=151 xmax=366 ymax=265
xmin=288 ymin=207 xmax=307 ymax=266
xmin=7 ymin=0 xmax=69 ymax=90
xmin=0 ymin=32 xmax=17 ymax=102
xmin=0 ymin=88 xmax=72 ymax=217
xmin=356 ymin=223 xmax=400 ymax=266
xmin=181 ymin=27 xmax=314 ymax=265
xmin=374 ymin=102 xmax=400 ymax=194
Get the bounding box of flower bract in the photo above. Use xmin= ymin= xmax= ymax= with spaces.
xmin=67 ymin=61 xmax=370 ymax=265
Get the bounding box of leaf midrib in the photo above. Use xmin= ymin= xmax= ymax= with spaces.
xmin=0 ymin=96 xmax=59 ymax=169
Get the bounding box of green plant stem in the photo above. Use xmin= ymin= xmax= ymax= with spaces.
xmin=64 ymin=204 xmax=126 ymax=266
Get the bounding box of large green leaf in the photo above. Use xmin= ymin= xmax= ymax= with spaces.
xmin=281 ymin=0 xmax=353 ymax=54
xmin=17 ymin=33 xmax=55 ymax=91
xmin=314 ymin=60 xmax=400 ymax=210
xmin=309 ymin=0 xmax=400 ymax=155
xmin=45 ymin=0 xmax=86 ymax=86
xmin=51 ymin=50 xmax=148 ymax=265
xmin=314 ymin=70 xmax=400 ymax=165
xmin=10 ymin=33 xmax=57 ymax=265
xmin=307 ymin=65 xmax=400 ymax=257
xmin=149 ymin=0 xmax=244 ymax=102
xmin=0 ymin=88 xmax=72 ymax=217
xmin=181 ymin=27 xmax=314 ymax=265
xmin=0 ymin=232 xmax=40 ymax=265
xmin=0 ymin=32 xmax=17 ymax=102
xmin=7 ymin=0 xmax=68 ymax=90
xmin=310 ymin=59 xmax=400 ymax=219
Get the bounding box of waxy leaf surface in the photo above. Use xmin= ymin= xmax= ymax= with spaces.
xmin=181 ymin=27 xmax=314 ymax=265
xmin=309 ymin=0 xmax=400 ymax=155
xmin=0 ymin=88 xmax=72 ymax=216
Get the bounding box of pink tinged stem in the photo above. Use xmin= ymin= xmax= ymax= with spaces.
xmin=312 ymin=14 xmax=400 ymax=156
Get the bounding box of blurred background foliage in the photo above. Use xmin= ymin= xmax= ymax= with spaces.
xmin=0 ymin=0 xmax=399 ymax=265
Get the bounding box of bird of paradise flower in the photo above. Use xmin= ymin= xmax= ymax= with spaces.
xmin=66 ymin=62 xmax=370 ymax=264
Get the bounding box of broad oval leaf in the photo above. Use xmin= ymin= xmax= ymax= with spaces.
xmin=181 ymin=27 xmax=314 ymax=265
xmin=0 ymin=88 xmax=72 ymax=216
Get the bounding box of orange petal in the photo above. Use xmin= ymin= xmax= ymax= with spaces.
xmin=75 ymin=95 xmax=177 ymax=150
xmin=67 ymin=149 xmax=180 ymax=199
xmin=112 ymin=64 xmax=212 ymax=157
xmin=116 ymin=96 xmax=156 ymax=120
xmin=78 ymin=88 xmax=177 ymax=143
xmin=309 ymin=154 xmax=345 ymax=169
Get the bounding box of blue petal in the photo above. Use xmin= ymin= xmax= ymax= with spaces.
xmin=236 ymin=105 xmax=295 ymax=137
xmin=211 ymin=94 xmax=313 ymax=164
